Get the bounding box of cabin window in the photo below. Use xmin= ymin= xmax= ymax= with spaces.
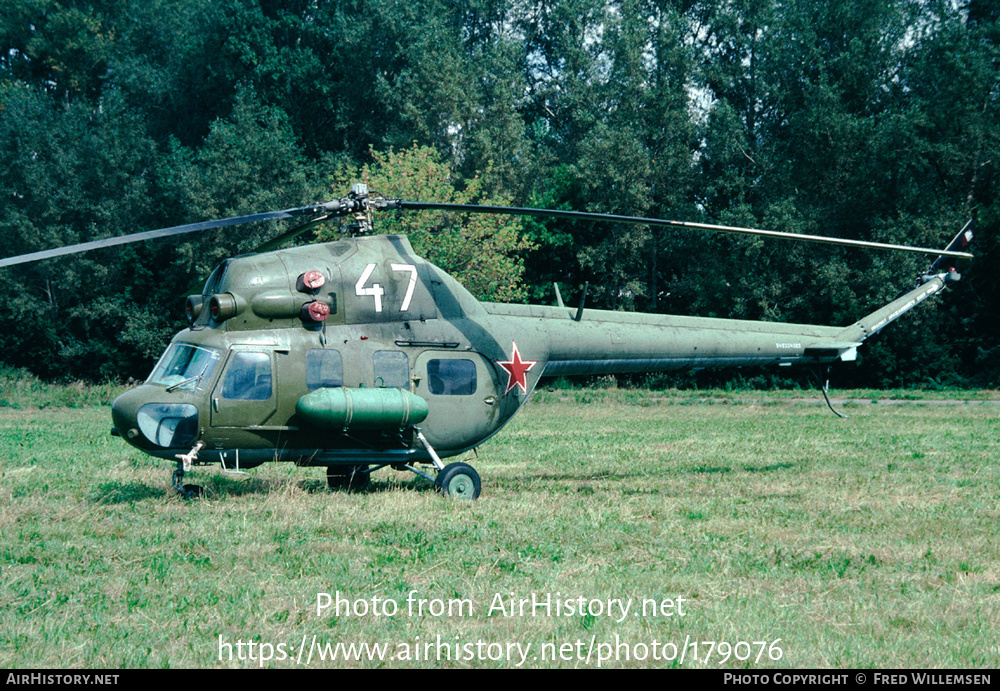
xmin=221 ymin=352 xmax=272 ymax=400
xmin=307 ymin=349 xmax=343 ymax=390
xmin=373 ymin=351 xmax=409 ymax=388
xmin=427 ymin=359 xmax=477 ymax=395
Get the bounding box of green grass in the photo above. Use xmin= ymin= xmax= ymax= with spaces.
xmin=0 ymin=366 xmax=126 ymax=409
xmin=1 ymin=390 xmax=998 ymax=668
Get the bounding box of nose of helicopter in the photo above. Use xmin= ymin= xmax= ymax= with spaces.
xmin=112 ymin=387 xmax=200 ymax=450
xmin=111 ymin=388 xmax=143 ymax=444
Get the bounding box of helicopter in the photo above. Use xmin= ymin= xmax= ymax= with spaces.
xmin=0 ymin=184 xmax=974 ymax=499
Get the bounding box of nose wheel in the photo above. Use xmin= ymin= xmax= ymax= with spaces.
xmin=171 ymin=468 xmax=204 ymax=499
xmin=172 ymin=441 xmax=205 ymax=499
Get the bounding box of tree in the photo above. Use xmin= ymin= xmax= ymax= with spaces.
xmin=519 ymin=1 xmax=699 ymax=312
xmin=0 ymin=87 xmax=162 ymax=379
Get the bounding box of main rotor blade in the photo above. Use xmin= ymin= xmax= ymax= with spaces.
xmin=249 ymin=215 xmax=331 ymax=254
xmin=391 ymin=201 xmax=974 ymax=260
xmin=0 ymin=199 xmax=352 ymax=269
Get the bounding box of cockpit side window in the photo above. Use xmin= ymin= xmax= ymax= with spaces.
xmin=221 ymin=352 xmax=272 ymax=400
xmin=148 ymin=344 xmax=221 ymax=392
xmin=307 ymin=349 xmax=343 ymax=390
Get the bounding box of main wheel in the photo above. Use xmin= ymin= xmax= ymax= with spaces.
xmin=435 ymin=462 xmax=481 ymax=500
xmin=327 ymin=465 xmax=370 ymax=492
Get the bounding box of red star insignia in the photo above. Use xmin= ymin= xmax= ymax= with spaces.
xmin=497 ymin=341 xmax=537 ymax=396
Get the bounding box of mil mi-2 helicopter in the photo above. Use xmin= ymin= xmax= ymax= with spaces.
xmin=0 ymin=184 xmax=974 ymax=499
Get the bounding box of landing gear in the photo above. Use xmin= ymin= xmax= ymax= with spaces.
xmin=171 ymin=468 xmax=204 ymax=499
xmin=172 ymin=441 xmax=206 ymax=499
xmin=413 ymin=429 xmax=482 ymax=500
xmin=435 ymin=462 xmax=481 ymax=500
xmin=327 ymin=465 xmax=370 ymax=492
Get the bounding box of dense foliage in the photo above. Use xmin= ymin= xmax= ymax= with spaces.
xmin=0 ymin=0 xmax=996 ymax=386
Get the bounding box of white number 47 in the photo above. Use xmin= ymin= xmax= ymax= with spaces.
xmin=356 ymin=263 xmax=417 ymax=313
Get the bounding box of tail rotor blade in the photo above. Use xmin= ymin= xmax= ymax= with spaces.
xmin=928 ymin=219 xmax=975 ymax=273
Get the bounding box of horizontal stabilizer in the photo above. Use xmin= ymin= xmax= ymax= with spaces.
xmin=803 ymin=342 xmax=862 ymax=361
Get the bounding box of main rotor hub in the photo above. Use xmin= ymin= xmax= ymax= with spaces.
xmin=343 ymin=183 xmax=375 ymax=236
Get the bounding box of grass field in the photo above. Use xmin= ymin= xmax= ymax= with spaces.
xmin=1 ymin=388 xmax=998 ymax=668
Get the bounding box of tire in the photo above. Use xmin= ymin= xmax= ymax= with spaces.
xmin=435 ymin=462 xmax=481 ymax=500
